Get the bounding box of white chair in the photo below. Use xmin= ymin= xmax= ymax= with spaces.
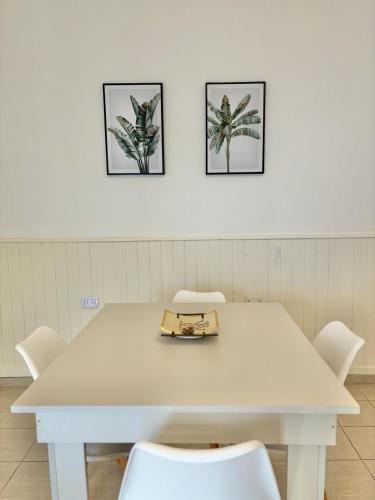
xmin=173 ymin=290 xmax=226 ymax=303
xmin=117 ymin=440 xmax=281 ymax=500
xmin=264 ymin=322 xmax=364 ymax=500
xmin=15 ymin=326 xmax=66 ymax=380
xmin=313 ymin=321 xmax=365 ymax=384
xmin=313 ymin=321 xmax=365 ymax=500
xmin=16 ymin=326 xmax=132 ymax=466
xmin=307 ymin=322 xmax=364 ymax=500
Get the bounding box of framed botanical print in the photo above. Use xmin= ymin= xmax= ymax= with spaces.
xmin=206 ymin=82 xmax=265 ymax=174
xmin=103 ymin=83 xmax=165 ymax=175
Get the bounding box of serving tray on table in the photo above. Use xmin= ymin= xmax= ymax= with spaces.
xmin=160 ymin=310 xmax=219 ymax=339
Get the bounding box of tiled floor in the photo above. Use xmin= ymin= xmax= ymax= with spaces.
xmin=0 ymin=385 xmax=375 ymax=499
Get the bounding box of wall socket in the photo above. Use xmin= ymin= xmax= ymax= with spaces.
xmin=81 ymin=296 xmax=99 ymax=309
xmin=245 ymin=296 xmax=263 ymax=303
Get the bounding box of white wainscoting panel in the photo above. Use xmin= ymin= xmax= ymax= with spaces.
xmin=0 ymin=237 xmax=374 ymax=376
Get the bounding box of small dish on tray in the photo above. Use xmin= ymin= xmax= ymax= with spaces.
xmin=160 ymin=310 xmax=219 ymax=339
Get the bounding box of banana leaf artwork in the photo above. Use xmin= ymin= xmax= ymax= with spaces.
xmin=206 ymin=82 xmax=265 ymax=174
xmin=103 ymin=83 xmax=164 ymax=175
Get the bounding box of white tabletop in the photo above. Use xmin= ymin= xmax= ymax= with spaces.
xmin=13 ymin=303 xmax=358 ymax=414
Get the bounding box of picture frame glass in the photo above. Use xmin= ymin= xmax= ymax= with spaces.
xmin=103 ymin=83 xmax=164 ymax=175
xmin=206 ymin=82 xmax=265 ymax=174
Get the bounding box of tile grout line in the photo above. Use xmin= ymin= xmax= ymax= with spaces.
xmin=341 ymin=423 xmax=369 ymax=462
xmin=355 ymin=384 xmax=373 ymax=402
xmin=0 ymin=388 xmax=37 ymax=495
xmin=0 ymin=437 xmax=36 ymax=495
xmin=341 ymin=385 xmax=375 ymax=469
xmin=21 ymin=438 xmax=37 ymax=463
xmin=362 ymin=459 xmax=375 ymax=481
xmin=0 ymin=462 xmax=22 ymax=496
xmin=327 ymin=458 xmax=373 ymax=461
xmin=333 ymin=383 xmax=375 ymax=486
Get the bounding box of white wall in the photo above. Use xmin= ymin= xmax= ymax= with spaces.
xmin=0 ymin=0 xmax=374 ymax=238
xmin=0 ymin=1 xmax=374 ymax=377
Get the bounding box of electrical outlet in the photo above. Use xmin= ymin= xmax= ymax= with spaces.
xmin=245 ymin=296 xmax=263 ymax=303
xmin=81 ymin=296 xmax=99 ymax=309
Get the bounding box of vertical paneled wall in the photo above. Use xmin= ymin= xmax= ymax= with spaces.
xmin=0 ymin=237 xmax=374 ymax=376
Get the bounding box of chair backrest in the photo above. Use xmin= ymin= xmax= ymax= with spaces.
xmin=15 ymin=326 xmax=66 ymax=380
xmin=118 ymin=440 xmax=281 ymax=500
xmin=313 ymin=321 xmax=365 ymax=384
xmin=173 ymin=290 xmax=226 ymax=303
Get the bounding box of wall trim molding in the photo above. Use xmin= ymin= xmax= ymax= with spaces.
xmin=1 ymin=236 xmax=374 ymax=378
xmin=349 ymin=366 xmax=375 ymax=376
xmin=0 ymin=368 xmax=30 ymax=378
xmin=1 ymin=233 xmax=375 ymax=243
xmin=0 ymin=376 xmax=32 ymax=386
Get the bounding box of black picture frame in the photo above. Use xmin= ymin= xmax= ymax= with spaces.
xmin=205 ymin=81 xmax=265 ymax=175
xmin=103 ymin=83 xmax=165 ymax=175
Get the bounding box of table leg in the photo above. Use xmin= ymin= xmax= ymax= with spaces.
xmin=287 ymin=445 xmax=326 ymax=500
xmin=48 ymin=443 xmax=88 ymax=500
xmin=47 ymin=444 xmax=59 ymax=500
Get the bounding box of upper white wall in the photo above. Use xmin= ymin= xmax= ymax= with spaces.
xmin=0 ymin=0 xmax=374 ymax=238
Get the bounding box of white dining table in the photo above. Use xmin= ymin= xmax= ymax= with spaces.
xmin=12 ymin=302 xmax=358 ymax=500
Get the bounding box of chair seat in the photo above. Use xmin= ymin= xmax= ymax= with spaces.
xmin=86 ymin=443 xmax=133 ymax=462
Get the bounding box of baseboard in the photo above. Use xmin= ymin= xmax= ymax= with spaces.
xmin=346 ymin=366 xmax=375 ymax=384
xmin=347 ymin=374 xmax=375 ymax=384
xmin=349 ymin=365 xmax=375 ymax=376
xmin=0 ymin=368 xmax=30 ymax=378
xmin=0 ymin=377 xmax=32 ymax=387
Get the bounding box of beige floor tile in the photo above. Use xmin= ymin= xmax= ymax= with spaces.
xmin=0 ymin=387 xmax=27 ymax=405
xmin=325 ymin=460 xmax=375 ymax=499
xmin=0 ymin=462 xmax=50 ymax=500
xmin=364 ymin=460 xmax=375 ymax=480
xmin=346 ymin=384 xmax=367 ymax=401
xmin=23 ymin=443 xmax=48 ymax=462
xmin=344 ymin=427 xmax=375 ymax=460
xmin=0 ymin=430 xmax=35 ymax=462
xmin=88 ymin=462 xmax=123 ymax=500
xmin=0 ymin=388 xmax=27 ymax=408
xmin=339 ymin=401 xmax=375 ymax=427
xmin=0 ymin=412 xmax=35 ymax=430
xmin=358 ymin=384 xmax=375 ymax=400
xmin=326 ymin=427 xmax=359 ymax=460
xmin=0 ymin=463 xmax=19 ymax=492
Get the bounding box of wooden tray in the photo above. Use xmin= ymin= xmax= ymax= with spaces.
xmin=160 ymin=310 xmax=219 ymax=339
